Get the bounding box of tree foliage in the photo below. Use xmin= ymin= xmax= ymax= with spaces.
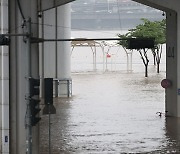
xmin=118 ymin=18 xmax=166 ymax=47
xmin=117 ymin=18 xmax=166 ymax=76
xmin=117 ymin=33 xmax=131 ymax=49
xmin=129 ymin=18 xmax=166 ymax=46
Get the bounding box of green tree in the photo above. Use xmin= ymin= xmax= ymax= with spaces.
xmin=117 ymin=18 xmax=166 ymax=76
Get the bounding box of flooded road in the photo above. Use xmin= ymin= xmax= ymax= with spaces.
xmin=40 ymin=69 xmax=180 ymax=154
xmin=40 ymin=30 xmax=180 ymax=153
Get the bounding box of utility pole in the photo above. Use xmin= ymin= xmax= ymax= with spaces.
xmin=26 ymin=17 xmax=32 ymax=154
xmin=25 ymin=18 xmax=41 ymax=154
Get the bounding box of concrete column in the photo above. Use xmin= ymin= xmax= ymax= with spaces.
xmin=176 ymin=11 xmax=180 ymax=117
xmin=166 ymin=118 xmax=180 ymax=141
xmin=43 ymin=9 xmax=56 ymax=78
xmin=43 ymin=5 xmax=72 ymax=97
xmin=165 ymin=11 xmax=178 ymax=117
xmin=9 ymin=0 xmax=39 ymax=153
xmin=57 ymin=4 xmax=71 ymax=97
xmin=43 ymin=9 xmax=58 ymax=97
xmin=1 ymin=0 xmax=9 ymax=153
xmin=9 ymin=0 xmax=17 ymax=152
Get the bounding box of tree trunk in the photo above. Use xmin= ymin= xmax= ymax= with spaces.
xmin=145 ymin=64 xmax=148 ymax=77
xmin=153 ymin=54 xmax=156 ymax=65
xmin=157 ymin=61 xmax=160 ymax=73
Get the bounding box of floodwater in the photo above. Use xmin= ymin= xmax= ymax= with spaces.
xmin=40 ymin=31 xmax=180 ymax=153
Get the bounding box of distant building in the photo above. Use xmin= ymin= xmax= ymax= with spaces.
xmin=71 ymin=0 xmax=165 ymax=30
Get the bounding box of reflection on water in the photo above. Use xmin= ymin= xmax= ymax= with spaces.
xmin=165 ymin=118 xmax=180 ymax=153
xmin=40 ymin=31 xmax=180 ymax=153
xmin=40 ymin=70 xmax=180 ymax=153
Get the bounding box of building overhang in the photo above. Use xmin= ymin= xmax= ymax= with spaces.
xmin=39 ymin=0 xmax=180 ymax=13
xmin=133 ymin=0 xmax=179 ymax=12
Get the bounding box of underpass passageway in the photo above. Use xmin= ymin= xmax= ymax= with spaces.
xmin=40 ymin=68 xmax=179 ymax=153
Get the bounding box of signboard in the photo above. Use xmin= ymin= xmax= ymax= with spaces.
xmin=38 ymin=0 xmax=76 ymax=11
xmin=127 ymin=38 xmax=155 ymax=50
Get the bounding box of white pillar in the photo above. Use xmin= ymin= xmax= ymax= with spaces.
xmin=165 ymin=11 xmax=178 ymax=117
xmin=1 ymin=0 xmax=9 ymax=153
xmin=9 ymin=0 xmax=39 ymax=153
xmin=57 ymin=4 xmax=71 ymax=97
xmin=177 ymin=10 xmax=180 ymax=117
xmin=43 ymin=9 xmax=56 ymax=78
xmin=43 ymin=8 xmax=58 ymax=97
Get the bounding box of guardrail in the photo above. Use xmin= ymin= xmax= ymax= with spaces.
xmin=53 ymin=78 xmax=72 ymax=97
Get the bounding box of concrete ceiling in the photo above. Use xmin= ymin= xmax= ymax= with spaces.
xmin=133 ymin=0 xmax=179 ymax=12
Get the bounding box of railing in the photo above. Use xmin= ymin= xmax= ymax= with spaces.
xmin=53 ymin=78 xmax=72 ymax=97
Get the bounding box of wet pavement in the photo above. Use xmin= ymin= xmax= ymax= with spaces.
xmin=40 ymin=69 xmax=180 ymax=154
